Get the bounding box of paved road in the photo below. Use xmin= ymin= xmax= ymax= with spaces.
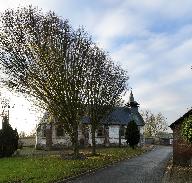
xmin=68 ymin=146 xmax=172 ymax=183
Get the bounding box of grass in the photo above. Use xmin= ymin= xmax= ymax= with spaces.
xmin=0 ymin=147 xmax=145 ymax=183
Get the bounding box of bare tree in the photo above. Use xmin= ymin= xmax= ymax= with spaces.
xmin=0 ymin=6 xmax=128 ymax=156
xmin=86 ymin=49 xmax=128 ymax=154
xmin=141 ymin=110 xmax=168 ymax=137
xmin=0 ymin=7 xmax=92 ymax=156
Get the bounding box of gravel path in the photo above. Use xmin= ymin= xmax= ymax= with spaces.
xmin=68 ymin=146 xmax=172 ymax=183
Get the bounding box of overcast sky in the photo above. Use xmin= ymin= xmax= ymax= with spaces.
xmin=0 ymin=0 xmax=192 ymax=133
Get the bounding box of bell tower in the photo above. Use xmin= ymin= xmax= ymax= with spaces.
xmin=127 ymin=90 xmax=140 ymax=111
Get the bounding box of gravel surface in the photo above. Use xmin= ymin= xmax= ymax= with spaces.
xmin=67 ymin=146 xmax=172 ymax=183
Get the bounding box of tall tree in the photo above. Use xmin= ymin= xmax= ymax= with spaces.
xmin=141 ymin=110 xmax=168 ymax=137
xmin=0 ymin=7 xmax=93 ymax=156
xmin=0 ymin=6 xmax=128 ymax=156
xmin=86 ymin=48 xmax=128 ymax=154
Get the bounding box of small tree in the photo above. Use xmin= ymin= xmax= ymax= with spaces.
xmin=141 ymin=110 xmax=168 ymax=137
xmin=182 ymin=115 xmax=192 ymax=143
xmin=0 ymin=115 xmax=19 ymax=157
xmin=125 ymin=120 xmax=140 ymax=149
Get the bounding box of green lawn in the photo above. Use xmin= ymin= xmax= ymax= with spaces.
xmin=0 ymin=147 xmax=144 ymax=183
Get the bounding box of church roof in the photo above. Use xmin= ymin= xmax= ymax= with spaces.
xmin=104 ymin=107 xmax=144 ymax=126
xmin=81 ymin=107 xmax=145 ymax=126
xmin=38 ymin=91 xmax=145 ymax=127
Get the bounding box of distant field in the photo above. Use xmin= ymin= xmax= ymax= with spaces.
xmin=0 ymin=147 xmax=145 ymax=183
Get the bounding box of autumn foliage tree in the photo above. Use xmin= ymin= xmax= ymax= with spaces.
xmin=0 ymin=6 xmax=128 ymax=156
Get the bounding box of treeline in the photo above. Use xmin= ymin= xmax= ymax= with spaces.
xmin=0 ymin=6 xmax=129 ymax=156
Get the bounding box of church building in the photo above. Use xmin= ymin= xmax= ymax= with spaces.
xmin=35 ymin=91 xmax=145 ymax=149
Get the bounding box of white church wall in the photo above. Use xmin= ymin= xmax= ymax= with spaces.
xmin=138 ymin=125 xmax=145 ymax=145
xmin=95 ymin=137 xmax=105 ymax=144
xmin=36 ymin=123 xmax=144 ymax=149
xmin=51 ymin=125 xmax=72 ymax=147
xmin=35 ymin=125 xmax=46 ymax=149
xmin=108 ymin=125 xmax=127 ymax=145
xmin=109 ymin=125 xmax=119 ymax=144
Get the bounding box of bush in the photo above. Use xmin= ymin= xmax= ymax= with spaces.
xmin=182 ymin=115 xmax=192 ymax=143
xmin=0 ymin=116 xmax=19 ymax=157
xmin=125 ymin=120 xmax=140 ymax=149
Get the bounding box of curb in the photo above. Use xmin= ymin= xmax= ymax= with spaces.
xmin=162 ymin=157 xmax=173 ymax=183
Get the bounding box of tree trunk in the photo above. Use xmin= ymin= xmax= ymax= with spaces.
xmin=73 ymin=127 xmax=79 ymax=157
xmin=46 ymin=124 xmax=52 ymax=150
xmin=91 ymin=125 xmax=96 ymax=155
xmin=104 ymin=125 xmax=109 ymax=147
xmin=119 ymin=125 xmax=122 ymax=147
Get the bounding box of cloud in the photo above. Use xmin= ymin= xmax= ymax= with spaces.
xmin=115 ymin=22 xmax=192 ymax=125
xmin=88 ymin=1 xmax=192 ymax=126
xmin=123 ymin=0 xmax=192 ymax=21
xmin=87 ymin=0 xmax=192 ymax=50
xmin=0 ymin=0 xmax=192 ymax=129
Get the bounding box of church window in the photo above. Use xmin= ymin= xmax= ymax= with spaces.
xmin=42 ymin=124 xmax=46 ymax=137
xmin=56 ymin=125 xmax=64 ymax=137
xmin=97 ymin=126 xmax=104 ymax=137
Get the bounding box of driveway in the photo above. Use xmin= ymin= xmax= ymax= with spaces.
xmin=67 ymin=146 xmax=172 ymax=183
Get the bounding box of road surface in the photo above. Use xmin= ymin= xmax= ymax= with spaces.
xmin=68 ymin=146 xmax=172 ymax=183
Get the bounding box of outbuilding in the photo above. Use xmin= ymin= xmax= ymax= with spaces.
xmin=170 ymin=109 xmax=192 ymax=166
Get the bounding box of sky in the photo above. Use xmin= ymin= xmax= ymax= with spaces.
xmin=0 ymin=0 xmax=192 ymax=134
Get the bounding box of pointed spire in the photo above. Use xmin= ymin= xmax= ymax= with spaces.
xmin=128 ymin=89 xmax=139 ymax=108
xmin=129 ymin=90 xmax=135 ymax=103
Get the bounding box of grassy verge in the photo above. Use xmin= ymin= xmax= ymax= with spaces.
xmin=169 ymin=165 xmax=192 ymax=183
xmin=0 ymin=147 xmax=145 ymax=183
xmin=163 ymin=158 xmax=192 ymax=183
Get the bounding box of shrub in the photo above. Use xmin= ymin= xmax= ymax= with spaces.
xmin=125 ymin=120 xmax=140 ymax=149
xmin=0 ymin=115 xmax=19 ymax=157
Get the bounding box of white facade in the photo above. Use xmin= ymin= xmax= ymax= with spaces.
xmin=36 ymin=91 xmax=145 ymax=149
xmin=36 ymin=123 xmax=144 ymax=149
